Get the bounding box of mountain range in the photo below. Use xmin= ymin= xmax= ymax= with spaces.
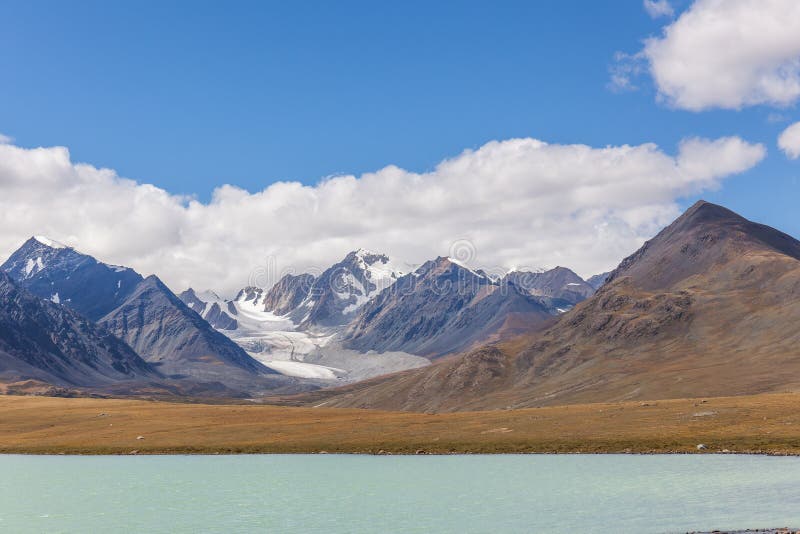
xmin=0 ymin=235 xmax=599 ymax=394
xmin=4 ymin=200 xmax=794 ymax=412
xmin=298 ymin=201 xmax=800 ymax=411
xmin=0 ymin=238 xmax=302 ymax=396
xmin=0 ymin=270 xmax=155 ymax=392
xmin=178 ymin=250 xmax=593 ymax=380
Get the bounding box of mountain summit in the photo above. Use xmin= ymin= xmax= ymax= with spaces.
xmin=1 ymin=237 xmax=142 ymax=320
xmin=1 ymin=237 xmax=290 ymax=394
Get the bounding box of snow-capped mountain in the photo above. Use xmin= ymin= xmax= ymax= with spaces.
xmin=178 ymin=249 xmax=429 ymax=382
xmin=181 ymin=249 xmax=413 ymax=332
xmin=1 ymin=236 xmax=142 ymax=320
xmin=343 ymin=257 xmax=561 ymax=357
xmin=2 ymin=237 xmax=288 ymax=393
xmin=180 ymin=288 xmax=239 ymax=330
xmin=0 ymin=237 xmax=601 ymax=394
xmin=295 ymin=249 xmax=414 ymax=328
xmin=178 ymin=250 xmax=605 ymax=379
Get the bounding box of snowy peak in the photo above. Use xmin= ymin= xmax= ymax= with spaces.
xmin=345 ymin=249 xmax=413 ymax=291
xmin=33 ymin=235 xmax=68 ymax=249
xmin=415 ymin=256 xmax=492 ymax=283
xmin=1 ymin=237 xmax=144 ymax=321
xmin=179 ymin=287 xmax=239 ymax=330
xmin=443 ymin=256 xmax=491 ymax=279
xmin=3 ymin=237 xmax=75 ymax=280
xmin=290 ymin=249 xmax=414 ymax=328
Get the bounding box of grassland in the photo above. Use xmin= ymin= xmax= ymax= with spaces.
xmin=2 ymin=393 xmax=800 ymax=455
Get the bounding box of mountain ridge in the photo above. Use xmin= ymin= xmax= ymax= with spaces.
xmin=0 ymin=271 xmax=157 ymax=388
xmin=296 ymin=201 xmax=800 ymax=412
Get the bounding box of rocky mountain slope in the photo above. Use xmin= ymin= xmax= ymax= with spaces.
xmin=295 ymin=249 xmax=413 ymax=328
xmin=343 ymin=257 xmax=560 ymax=357
xmin=2 ymin=237 xmax=143 ymax=320
xmin=180 ymin=266 xmax=431 ymax=383
xmin=504 ymin=266 xmax=595 ymax=305
xmin=301 ymin=201 xmax=800 ymax=412
xmin=99 ymin=275 xmax=281 ymax=386
xmin=261 ymin=273 xmax=316 ymax=316
xmin=181 ymin=251 xmax=599 ymax=378
xmin=179 ymin=289 xmax=239 ymax=330
xmin=180 ymin=250 xmax=412 ymax=332
xmin=2 ymin=238 xmax=297 ymax=394
xmin=0 ymin=271 xmax=156 ymax=389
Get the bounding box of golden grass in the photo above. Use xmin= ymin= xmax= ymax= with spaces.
xmin=2 ymin=393 xmax=800 ymax=455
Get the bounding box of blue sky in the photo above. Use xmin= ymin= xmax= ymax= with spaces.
xmin=0 ymin=0 xmax=798 ymax=292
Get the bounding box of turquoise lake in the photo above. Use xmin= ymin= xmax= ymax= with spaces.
xmin=1 ymin=454 xmax=798 ymax=533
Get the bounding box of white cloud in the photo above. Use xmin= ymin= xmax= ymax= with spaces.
xmin=643 ymin=0 xmax=674 ymax=19
xmin=634 ymin=0 xmax=800 ymax=110
xmin=0 ymin=136 xmax=765 ymax=296
xmin=608 ymin=52 xmax=645 ymax=92
xmin=778 ymin=121 xmax=800 ymax=159
xmin=0 ymin=133 xmax=13 ymax=144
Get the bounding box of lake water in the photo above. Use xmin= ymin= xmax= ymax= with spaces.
xmin=1 ymin=454 xmax=799 ymax=533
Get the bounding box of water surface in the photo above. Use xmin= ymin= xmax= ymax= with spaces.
xmin=1 ymin=454 xmax=798 ymax=533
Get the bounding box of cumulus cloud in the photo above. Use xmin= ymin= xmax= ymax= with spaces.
xmin=643 ymin=0 xmax=674 ymax=19
xmin=0 ymin=136 xmax=765 ymax=295
xmin=778 ymin=121 xmax=800 ymax=159
xmin=628 ymin=0 xmax=800 ymax=110
xmin=0 ymin=133 xmax=13 ymax=144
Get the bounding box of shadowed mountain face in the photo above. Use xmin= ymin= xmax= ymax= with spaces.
xmin=343 ymin=258 xmax=560 ymax=357
xmin=179 ymin=289 xmax=239 ymax=330
xmin=304 ymin=201 xmax=800 ymax=412
xmin=297 ymin=249 xmax=411 ymax=328
xmin=586 ymin=272 xmax=611 ymax=290
xmin=1 ymin=237 xmax=143 ymax=321
xmin=180 ymin=251 xmax=410 ymax=332
xmin=100 ymin=275 xmax=276 ymax=385
xmin=0 ymin=272 xmax=155 ymax=388
xmin=1 ymin=238 xmax=297 ymax=394
xmin=504 ymin=267 xmax=595 ymax=305
xmin=261 ymin=274 xmax=316 ymax=316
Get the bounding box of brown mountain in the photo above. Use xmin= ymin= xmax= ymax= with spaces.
xmin=300 ymin=201 xmax=800 ymax=412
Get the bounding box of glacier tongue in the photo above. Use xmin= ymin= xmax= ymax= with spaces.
xmin=180 ymin=248 xmax=430 ymax=382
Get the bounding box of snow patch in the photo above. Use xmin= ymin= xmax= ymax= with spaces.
xmin=24 ymin=257 xmax=45 ymax=278
xmin=447 ymin=257 xmax=488 ymax=278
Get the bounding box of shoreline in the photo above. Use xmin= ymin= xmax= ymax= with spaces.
xmin=4 ymin=450 xmax=800 ymax=456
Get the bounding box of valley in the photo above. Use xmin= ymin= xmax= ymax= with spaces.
xmin=3 ymin=392 xmax=800 ymax=455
